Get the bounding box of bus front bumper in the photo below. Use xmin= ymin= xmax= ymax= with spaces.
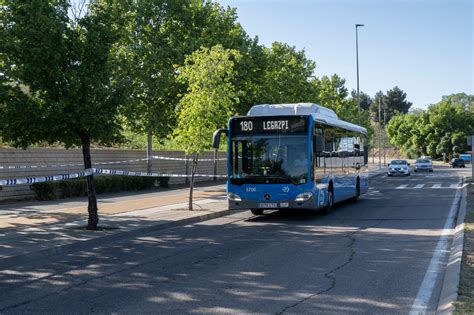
xmin=228 ymin=197 xmax=321 ymax=211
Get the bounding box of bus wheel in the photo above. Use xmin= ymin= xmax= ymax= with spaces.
xmin=323 ymin=188 xmax=334 ymax=215
xmin=251 ymin=209 xmax=264 ymax=215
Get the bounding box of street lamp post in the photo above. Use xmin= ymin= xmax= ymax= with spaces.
xmin=355 ymin=23 xmax=364 ymax=122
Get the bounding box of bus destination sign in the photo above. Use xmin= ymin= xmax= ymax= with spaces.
xmin=231 ymin=116 xmax=308 ymax=135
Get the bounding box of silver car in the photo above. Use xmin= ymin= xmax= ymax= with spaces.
xmin=388 ymin=159 xmax=410 ymax=176
xmin=414 ymin=158 xmax=433 ymax=172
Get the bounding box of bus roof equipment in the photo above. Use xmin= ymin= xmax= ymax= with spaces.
xmin=246 ymin=103 xmax=367 ymax=135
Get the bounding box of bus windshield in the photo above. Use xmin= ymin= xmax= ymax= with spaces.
xmin=230 ymin=134 xmax=308 ymax=185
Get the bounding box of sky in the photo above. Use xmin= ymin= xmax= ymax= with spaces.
xmin=217 ymin=0 xmax=473 ymax=109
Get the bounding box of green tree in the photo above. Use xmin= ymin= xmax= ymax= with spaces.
xmin=173 ymin=45 xmax=240 ymax=210
xmin=259 ymin=42 xmax=315 ymax=104
xmin=119 ymin=0 xmax=250 ymax=168
xmin=386 ymin=86 xmax=412 ymax=112
xmin=386 ymin=112 xmax=426 ymax=158
xmin=386 ymin=93 xmax=473 ymax=159
xmin=311 ymin=74 xmax=348 ymax=106
xmin=436 ymin=134 xmax=452 ymax=160
xmin=386 ymin=114 xmax=411 ymax=157
xmin=384 ymin=86 xmax=412 ymax=121
xmin=350 ymin=89 xmax=372 ymax=111
xmin=370 ymin=86 xmax=412 ymax=124
xmin=0 ymin=0 xmax=125 ymax=229
xmin=232 ymin=37 xmax=267 ymax=115
xmin=370 ymin=91 xmax=384 ymax=123
xmin=452 ymin=132 xmax=467 ymax=156
xmin=426 ymin=99 xmax=473 ymax=157
xmin=440 ymin=92 xmax=474 ymax=111
xmin=310 ymin=74 xmax=366 ymax=126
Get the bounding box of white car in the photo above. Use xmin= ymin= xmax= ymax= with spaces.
xmin=387 ymin=159 xmax=410 ymax=176
xmin=414 ymin=158 xmax=433 ymax=172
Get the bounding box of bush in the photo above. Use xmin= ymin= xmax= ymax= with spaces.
xmin=30 ymin=182 xmax=57 ymax=200
xmin=30 ymin=175 xmax=169 ymax=201
xmin=158 ymin=176 xmax=170 ymax=188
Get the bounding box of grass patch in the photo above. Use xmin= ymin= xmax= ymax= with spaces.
xmin=454 ymin=180 xmax=474 ymax=314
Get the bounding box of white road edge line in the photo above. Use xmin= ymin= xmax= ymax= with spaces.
xmin=409 ymin=183 xmax=462 ymax=315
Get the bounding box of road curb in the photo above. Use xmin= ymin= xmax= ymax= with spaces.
xmin=436 ymin=181 xmax=468 ymax=314
xmin=0 ymin=207 xmax=239 ymax=270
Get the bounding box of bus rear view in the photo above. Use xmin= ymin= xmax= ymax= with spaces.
xmin=212 ymin=103 xmax=369 ymax=215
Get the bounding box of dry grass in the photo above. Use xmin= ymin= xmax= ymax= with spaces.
xmin=454 ymin=181 xmax=474 ymax=314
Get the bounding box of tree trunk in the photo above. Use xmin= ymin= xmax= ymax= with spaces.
xmin=147 ymin=130 xmax=152 ymax=173
xmin=213 ymin=148 xmax=217 ymax=181
xmin=79 ymin=131 xmax=99 ymax=230
xmin=188 ymin=153 xmax=199 ymax=210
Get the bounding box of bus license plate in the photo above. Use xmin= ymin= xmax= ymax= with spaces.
xmin=258 ymin=203 xmax=278 ymax=208
xmin=257 ymin=202 xmax=289 ymax=208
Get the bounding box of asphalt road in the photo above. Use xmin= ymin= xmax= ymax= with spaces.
xmin=0 ymin=165 xmax=470 ymax=314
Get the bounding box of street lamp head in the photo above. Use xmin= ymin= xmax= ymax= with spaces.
xmin=356 ymin=24 xmax=365 ymax=27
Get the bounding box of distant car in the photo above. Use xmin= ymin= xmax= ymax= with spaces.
xmin=388 ymin=159 xmax=411 ymax=176
xmin=450 ymin=158 xmax=465 ymax=168
xmin=414 ymin=158 xmax=433 ymax=172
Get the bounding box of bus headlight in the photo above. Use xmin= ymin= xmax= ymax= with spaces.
xmin=227 ymin=192 xmax=242 ymax=202
xmin=295 ymin=192 xmax=313 ymax=202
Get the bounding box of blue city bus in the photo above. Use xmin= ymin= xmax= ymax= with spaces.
xmin=212 ymin=103 xmax=369 ymax=215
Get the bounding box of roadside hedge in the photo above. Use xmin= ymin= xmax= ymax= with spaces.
xmin=30 ymin=175 xmax=170 ymax=200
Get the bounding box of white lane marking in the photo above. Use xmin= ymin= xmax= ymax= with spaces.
xmin=432 ymin=184 xmax=442 ymax=189
xmin=414 ymin=184 xmax=424 ymax=189
xmin=396 ymin=184 xmax=409 ymax=189
xmin=409 ymin=186 xmax=461 ymax=314
xmin=425 ymin=174 xmax=450 ymax=178
xmin=449 ymin=184 xmax=459 ymax=189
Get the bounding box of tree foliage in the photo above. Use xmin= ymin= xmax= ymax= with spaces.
xmin=173 ymin=45 xmax=240 ymax=210
xmin=258 ymin=42 xmax=315 ymax=105
xmin=119 ymin=0 xmax=250 ymax=139
xmin=370 ymin=86 xmax=412 ymax=124
xmin=386 ymin=94 xmax=473 ymax=159
xmin=174 ymin=45 xmax=240 ymax=154
xmin=311 ymin=74 xmax=353 ymax=119
xmin=309 ymin=74 xmax=371 ymax=131
xmin=440 ymin=92 xmax=474 ymax=111
xmin=350 ymin=89 xmax=372 ymax=111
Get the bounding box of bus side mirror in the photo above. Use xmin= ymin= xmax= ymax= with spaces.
xmin=313 ymin=135 xmax=324 ymax=153
xmin=212 ymin=128 xmax=228 ymax=149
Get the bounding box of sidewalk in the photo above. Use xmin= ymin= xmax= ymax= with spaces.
xmin=0 ymin=167 xmax=387 ymax=270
